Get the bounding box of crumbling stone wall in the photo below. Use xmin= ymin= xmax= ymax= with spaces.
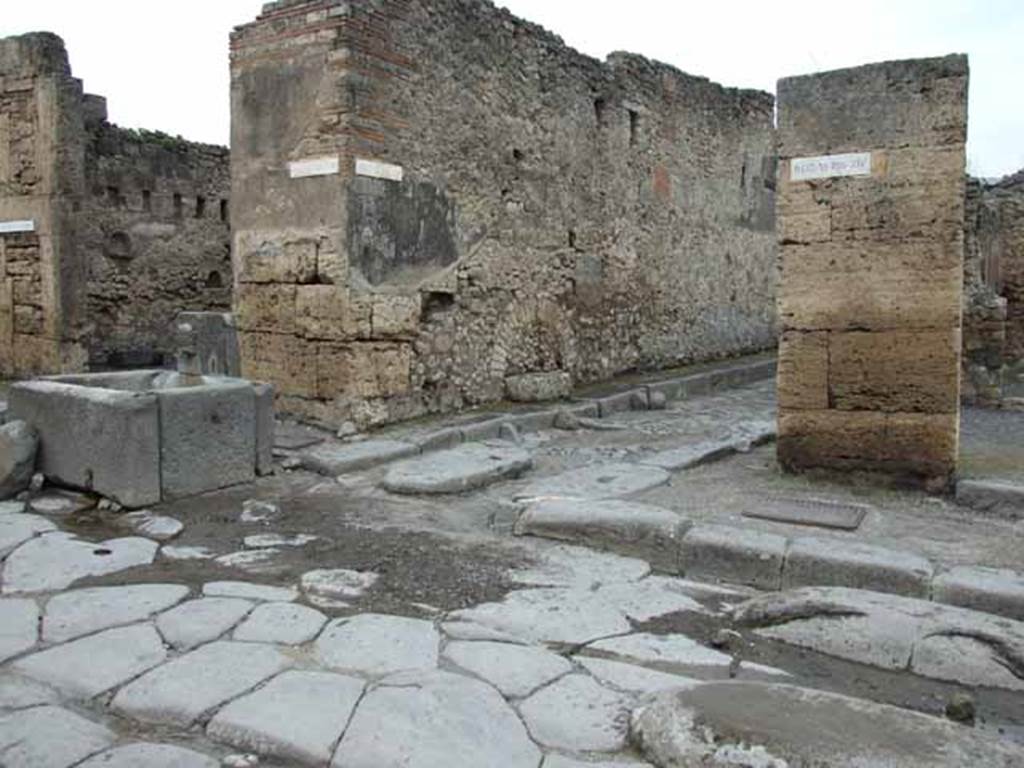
xmin=962 ymin=170 xmax=1024 ymax=400
xmin=776 ymin=56 xmax=969 ymax=487
xmin=230 ymin=0 xmax=777 ymax=428
xmin=0 ymin=33 xmax=231 ymax=376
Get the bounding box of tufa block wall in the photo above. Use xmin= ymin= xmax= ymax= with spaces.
xmin=230 ymin=0 xmax=778 ymax=429
xmin=0 ymin=33 xmax=231 ymax=376
xmin=776 ymin=56 xmax=969 ymax=486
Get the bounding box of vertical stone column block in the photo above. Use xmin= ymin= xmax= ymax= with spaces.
xmin=775 ymin=55 xmax=969 ymax=487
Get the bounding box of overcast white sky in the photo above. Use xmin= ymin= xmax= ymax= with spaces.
xmin=4 ymin=1 xmax=1022 ymax=178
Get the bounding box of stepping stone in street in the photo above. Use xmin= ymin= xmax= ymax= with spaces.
xmin=156 ymin=598 xmax=255 ymax=651
xmin=14 ymin=624 xmax=167 ymax=698
xmin=315 ymin=614 xmax=439 ymax=675
xmin=518 ymin=674 xmax=631 ymax=752
xmin=0 ymin=599 xmax=39 ymax=664
xmin=1 ymin=533 xmax=158 ymax=594
xmin=208 ymin=671 xmax=364 ymax=765
xmin=111 ymin=641 xmax=291 ymax=727
xmin=27 ymin=490 xmax=96 ymax=516
xmin=80 ymin=743 xmax=219 ymax=768
xmin=0 ymin=706 xmax=115 ymax=768
xmin=233 ymin=602 xmax=327 ymax=645
xmin=300 ymin=440 xmax=418 ymax=476
xmin=43 ymin=584 xmax=189 ymax=643
xmin=512 ymin=462 xmax=669 ymax=503
xmin=333 ymin=669 xmax=540 ymax=768
xmin=382 ymin=442 xmax=533 ymax=495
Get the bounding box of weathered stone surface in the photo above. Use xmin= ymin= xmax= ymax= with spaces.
xmin=208 ymin=671 xmax=364 ymax=765
xmin=111 ymin=641 xmax=291 ymax=726
xmin=636 ymin=437 xmax=743 ymax=472
xmin=680 ymin=524 xmax=787 ymax=590
xmin=382 ymin=442 xmax=532 ymax=495
xmin=233 ymin=602 xmax=327 ymax=645
xmin=301 ymin=569 xmax=379 ymax=608
xmin=43 ymin=584 xmax=189 ymax=643
xmin=0 ymin=599 xmax=39 ymax=664
xmin=244 ymin=533 xmax=318 ymax=549
xmin=161 ymin=545 xmax=215 ymax=561
xmin=513 ymin=463 xmax=669 ymax=502
xmin=203 ymin=581 xmax=298 ymax=602
xmin=0 ymin=706 xmax=115 ymax=768
xmin=315 ymin=614 xmax=439 ymax=675
xmin=112 ymin=511 xmax=184 ymax=542
xmin=301 ymin=439 xmax=418 ymax=476
xmin=777 ymin=331 xmax=829 ymax=410
xmin=782 ymin=537 xmax=933 ymax=597
xmin=27 ymin=489 xmax=95 ymax=516
xmin=443 ymin=641 xmax=572 ymax=698
xmin=631 ymin=681 xmax=1022 ymax=768
xmin=334 ymin=669 xmax=540 ymax=768
xmin=933 ymin=565 xmax=1024 ymax=620
xmin=956 ymin=478 xmax=1024 ymax=516
xmin=543 ymin=757 xmax=652 ymax=768
xmin=0 ymin=420 xmax=37 ymax=500
xmin=0 ymin=672 xmax=59 ymax=711
xmin=79 ymin=744 xmax=220 ymax=768
xmin=509 ymin=544 xmax=651 ymax=588
xmin=216 ymin=549 xmax=286 ymax=574
xmin=9 ymin=381 xmax=162 ymax=508
xmin=519 ymin=674 xmax=630 ymax=752
xmin=0 ymin=513 xmax=55 ymax=557
xmin=156 ymin=597 xmax=254 ymax=651
xmin=505 ymin=371 xmax=572 ymax=402
xmin=588 ymin=633 xmax=733 ymax=673
xmin=515 ymin=499 xmax=684 ymax=571
xmin=576 ymin=656 xmax=701 ymax=695
xmin=14 ymin=624 xmax=167 ymax=698
xmin=1 ymin=533 xmax=158 ymax=594
xmin=0 ymin=500 xmax=26 ymax=515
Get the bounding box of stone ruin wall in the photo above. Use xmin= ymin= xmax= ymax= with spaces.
xmin=776 ymin=56 xmax=969 ymax=486
xmin=0 ymin=33 xmax=231 ymax=377
xmin=963 ymin=169 xmax=1024 ymax=400
xmin=230 ymin=0 xmax=778 ymax=428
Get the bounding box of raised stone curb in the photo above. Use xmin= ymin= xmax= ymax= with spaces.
xmin=382 ymin=443 xmax=533 ymax=495
xmin=955 ymin=479 xmax=1024 ymax=519
xmin=680 ymin=524 xmax=788 ymax=590
xmin=932 ymin=566 xmax=1024 ymax=621
xmin=782 ymin=537 xmax=933 ymax=598
xmin=300 ymin=439 xmax=419 ymax=476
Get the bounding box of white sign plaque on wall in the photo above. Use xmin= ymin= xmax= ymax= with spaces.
xmin=0 ymin=220 xmax=35 ymax=234
xmin=288 ymin=156 xmax=341 ymax=179
xmin=790 ymin=152 xmax=872 ymax=182
xmin=355 ymin=158 xmax=404 ymax=183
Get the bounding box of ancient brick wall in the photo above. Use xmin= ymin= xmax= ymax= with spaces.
xmin=0 ymin=32 xmax=231 ymax=376
xmin=776 ymin=56 xmax=969 ymax=486
xmin=962 ymin=169 xmax=1024 ymax=399
xmin=231 ymin=0 xmax=777 ymax=428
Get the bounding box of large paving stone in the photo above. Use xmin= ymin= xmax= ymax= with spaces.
xmin=203 ymin=581 xmax=298 ymax=602
xmin=631 ymin=682 xmax=1023 ymax=767
xmin=587 ymin=633 xmax=733 ymax=673
xmin=443 ymin=641 xmax=572 ymax=698
xmin=14 ymin=624 xmax=167 ymax=698
xmin=333 ymin=669 xmax=540 ymax=768
xmin=301 ymin=439 xmax=418 ymax=476
xmin=0 ymin=599 xmax=39 ymax=664
xmin=382 ymin=442 xmax=533 ymax=495
xmin=233 ymin=602 xmax=327 ymax=645
xmin=449 ymin=588 xmax=632 ymax=645
xmin=513 ymin=462 xmax=670 ymax=502
xmin=510 ymin=544 xmax=651 ymax=588
xmin=0 ymin=672 xmax=60 ymax=711
xmin=590 ymin=577 xmax=706 ymax=623
xmin=782 ymin=537 xmax=933 ymax=597
xmin=208 ymin=671 xmax=364 ymax=765
xmin=0 ymin=500 xmax=26 ymax=515
xmin=0 ymin=513 xmax=54 ymax=557
xmin=734 ymin=587 xmax=1024 ymax=689
xmin=515 ymin=499 xmax=685 ymax=572
xmin=1 ymin=533 xmax=157 ymax=594
xmin=43 ymin=584 xmax=189 ymax=643
xmin=111 ymin=641 xmax=291 ymax=726
xmin=79 ymin=744 xmax=220 ymax=768
xmin=932 ymin=565 xmax=1024 ymax=620
xmin=315 ymin=614 xmax=439 ymax=675
xmin=0 ymin=705 xmax=115 ymax=768
xmin=576 ymin=656 xmax=702 ymax=695
xmin=156 ymin=597 xmax=254 ymax=651
xmin=680 ymin=524 xmax=787 ymax=590
xmin=518 ymin=674 xmax=631 ymax=752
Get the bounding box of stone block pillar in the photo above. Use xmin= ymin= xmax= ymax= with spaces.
xmin=775 ymin=56 xmax=969 ymax=488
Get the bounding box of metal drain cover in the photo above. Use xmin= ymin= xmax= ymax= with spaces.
xmin=743 ymin=496 xmax=870 ymax=531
